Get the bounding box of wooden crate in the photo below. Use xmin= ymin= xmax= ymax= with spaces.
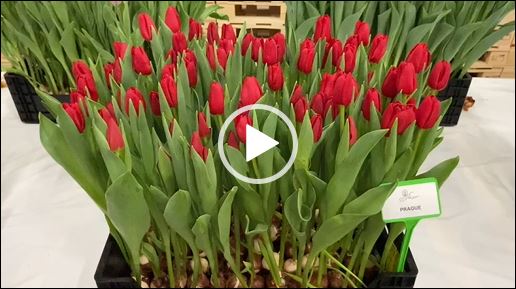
xmin=491 ymin=31 xmax=514 ymax=51
xmin=1 ymin=54 xmax=12 ymax=69
xmin=500 ymin=67 xmax=515 ymax=78
xmin=216 ymin=1 xmax=286 ymax=35
xmin=483 ymin=50 xmax=511 ymax=66
xmin=469 ymin=61 xmax=503 ymax=77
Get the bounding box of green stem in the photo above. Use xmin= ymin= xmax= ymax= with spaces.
xmin=246 ymin=236 xmax=255 ymax=284
xmin=191 ymin=248 xmax=201 ymax=287
xmin=296 ymin=238 xmax=306 ymax=276
xmin=164 ymin=233 xmax=175 ymax=288
xmin=279 ymin=221 xmax=289 ymax=269
xmin=317 ymin=253 xmax=326 ymax=287
xmin=324 ymin=251 xmax=366 ymax=288
xmin=234 ymin=211 xmax=241 ymax=272
xmin=261 ymin=233 xmax=282 ymax=286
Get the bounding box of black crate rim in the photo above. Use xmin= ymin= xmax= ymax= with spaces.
xmin=437 ymin=74 xmax=472 ymax=127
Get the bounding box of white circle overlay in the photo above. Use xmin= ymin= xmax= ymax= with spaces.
xmin=217 ymin=104 xmax=298 ymax=184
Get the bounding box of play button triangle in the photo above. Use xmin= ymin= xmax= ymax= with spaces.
xmin=245 ymin=124 xmax=279 ymax=162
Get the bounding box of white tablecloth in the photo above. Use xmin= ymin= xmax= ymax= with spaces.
xmin=1 ymin=77 xmax=515 ymax=288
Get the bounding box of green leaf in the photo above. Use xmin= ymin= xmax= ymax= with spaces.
xmin=416 ymin=156 xmax=460 ymax=188
xmin=295 ymin=16 xmax=319 ymax=43
xmin=164 ymin=189 xmax=196 ymax=248
xmin=218 ymin=187 xmax=238 ymax=263
xmin=336 ymin=9 xmax=366 ymax=42
xmin=295 ymin=114 xmax=314 ymax=170
xmin=443 ymin=22 xmax=482 ymax=61
xmin=192 ymin=151 xmax=218 ymax=214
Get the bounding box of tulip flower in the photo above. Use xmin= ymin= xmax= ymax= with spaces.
xmin=228 ymin=131 xmax=240 ymax=149
xmin=217 ymin=46 xmax=229 ymax=70
xmin=293 ymin=96 xmax=309 ymax=123
xmin=333 ymin=72 xmax=358 ymax=107
xmin=184 ymin=50 xmax=198 ymax=87
xmin=314 ymin=15 xmax=331 ymax=42
xmin=104 ymin=63 xmax=114 ymax=88
xmin=70 ymin=90 xmax=85 ymax=104
xmin=131 ymin=47 xmax=152 ymax=75
xmin=267 ymin=63 xmax=284 ymax=92
xmin=263 ymin=38 xmax=279 ymax=65
xmin=239 ymin=77 xmax=263 ymax=107
xmin=209 ymin=82 xmax=224 ymax=115
xmin=311 ymin=92 xmax=332 ymax=116
xmin=297 ymin=39 xmax=316 ymax=74
xmin=113 ymin=59 xmax=122 ymax=84
xmin=290 ymin=84 xmax=305 ymax=104
xmin=272 ymin=33 xmax=286 ymax=62
xmin=345 ymin=35 xmax=359 ymax=50
xmin=161 ymin=64 xmax=175 ymax=80
xmin=138 ymin=13 xmax=155 ymax=41
xmin=173 ymin=32 xmax=188 ymax=54
xmin=63 ymin=102 xmax=85 ymax=133
xmin=397 ymin=62 xmax=417 ymax=95
xmin=113 ymin=41 xmax=128 ymax=60
xmin=207 ymin=22 xmax=219 ymax=44
xmin=149 ymin=91 xmax=161 ymax=116
xmin=368 ymin=34 xmax=388 ymax=63
xmin=76 ymin=74 xmax=99 ymax=102
xmin=382 ymin=67 xmax=400 ymax=98
xmin=311 ymin=114 xmax=323 ymax=142
xmin=220 ymin=39 xmax=235 ymax=55
xmin=320 ymin=73 xmax=336 ymax=98
xmin=222 ymin=23 xmax=236 ymax=44
xmin=72 ymin=60 xmax=93 ymax=80
xmin=188 ymin=18 xmax=203 ymax=41
xmin=99 ymin=104 xmax=116 ymax=124
xmin=348 ymin=116 xmax=358 ymax=145
xmin=107 ymin=118 xmax=125 ymax=152
xmin=242 ymin=33 xmax=254 ymax=56
xmin=428 ymin=61 xmax=451 ymax=91
xmin=354 ymin=21 xmax=370 ymax=46
xmin=344 ymin=43 xmax=357 ymax=73
xmin=406 ymin=43 xmax=431 ymax=73
xmin=160 ymin=75 xmax=178 ymax=108
xmin=251 ymin=38 xmax=262 ymax=62
xmin=191 ymin=132 xmax=209 ymax=161
xmin=236 ymin=114 xmax=252 ymax=143
xmin=330 ymin=39 xmax=343 ymax=67
xmin=198 ymin=112 xmax=212 ymax=138
xmin=416 ymin=96 xmax=441 ymax=129
xmin=165 ymin=6 xmax=181 ymax=33
xmin=207 ymin=43 xmax=216 ymax=71
xmin=361 ymin=88 xmax=381 ymax=121
xmin=381 ymin=101 xmax=416 ymax=134
xmin=125 ymin=87 xmax=146 ymax=115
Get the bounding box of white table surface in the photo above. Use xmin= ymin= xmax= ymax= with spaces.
xmin=1 ymin=77 xmax=515 ymax=288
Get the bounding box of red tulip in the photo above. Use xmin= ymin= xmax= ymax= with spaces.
xmin=297 ymin=39 xmax=316 ymax=74
xmin=428 ymin=61 xmax=451 ymax=91
xmin=113 ymin=59 xmax=122 ymax=84
xmin=416 ymin=95 xmax=441 ymax=129
xmin=125 ymin=87 xmax=146 ymax=115
xmin=113 ymin=41 xmax=128 ymax=60
xmin=228 ymin=131 xmax=240 ymax=149
xmin=406 ymin=43 xmax=431 ymax=73
xmin=239 ymin=77 xmax=263 ymax=107
xmin=222 ymin=23 xmax=236 ymax=43
xmin=188 ymin=18 xmax=203 ymax=40
xmin=165 ymin=6 xmax=181 ymax=33
xmin=235 ymin=114 xmax=252 ymax=143
xmin=131 ymin=47 xmax=152 ymax=75
xmin=311 ymin=114 xmax=323 ymax=142
xmin=251 ymin=38 xmax=262 ymax=62
xmin=198 ymin=112 xmax=212 ymax=138
xmin=397 ymin=62 xmax=417 ymax=95
xmin=361 ymin=88 xmax=381 ymax=121
xmin=320 ymin=73 xmax=336 ymax=98
xmin=330 ymin=39 xmax=343 ymax=67
xmin=382 ymin=67 xmax=399 ymax=98
xmin=184 ymin=50 xmax=198 ymax=87
xmin=207 ymin=22 xmax=219 ymax=44
xmin=70 ymin=90 xmax=85 ymax=104
xmin=368 ymin=34 xmax=388 ymax=63
xmin=263 ymin=38 xmax=279 ymax=65
xmin=72 ymin=60 xmax=93 ymax=80
xmin=344 ymin=35 xmax=359 ymax=50
xmin=104 ymin=63 xmax=114 ymax=88
xmin=207 ymin=43 xmax=216 ymax=71
xmin=191 ymin=132 xmax=209 ymax=161
xmin=311 ymin=92 xmax=332 ymax=116
xmin=272 ymin=32 xmax=286 ymax=62
xmin=63 ymin=102 xmax=85 ymax=133
xmin=267 ymin=63 xmax=284 ymax=91
xmin=293 ymin=96 xmax=309 ymax=123
xmin=76 ymin=75 xmax=99 ymax=102
xmin=344 ymin=43 xmax=357 ymax=73
xmin=106 ymin=103 xmax=115 ymax=119
xmin=107 ymin=118 xmax=125 ymax=151
xmin=149 ymin=91 xmax=161 ymax=116
xmin=209 ymin=82 xmax=224 ymax=115
xmin=138 ymin=13 xmax=155 ymax=41
xmin=314 ymin=15 xmax=331 ymax=42
xmin=290 ymin=84 xmax=305 ymax=105
xmin=161 ymin=63 xmax=175 ymax=80
xmin=99 ymin=104 xmax=116 ymax=124
xmin=333 ymin=72 xmax=358 ymax=107
xmin=348 ymin=116 xmax=358 ymax=145
xmin=381 ymin=101 xmax=416 ymax=134
xmin=217 ymin=46 xmax=229 ymax=70
xmin=173 ymin=31 xmax=188 ymax=54
xmin=160 ymin=75 xmax=178 ymax=108
xmin=220 ymin=39 xmax=235 ymax=55
xmin=242 ymin=33 xmax=254 ymax=56
xmin=354 ymin=21 xmax=370 ymax=46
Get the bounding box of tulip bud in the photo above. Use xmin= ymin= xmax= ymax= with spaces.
xmin=311 ymin=115 xmax=323 ymax=142
xmin=188 ymin=18 xmax=203 ymax=40
xmin=209 ymin=82 xmax=225 ymax=115
xmin=138 ymin=13 xmax=155 ymax=41
xmin=428 ymin=61 xmax=451 ymax=91
xmin=206 ymin=43 xmax=216 ymax=71
xmin=240 ymin=77 xmax=263 ymax=107
xmin=70 ymin=90 xmax=85 ymax=104
xmin=333 ymin=72 xmax=358 ymax=107
xmin=361 ymin=88 xmax=381 ymax=121
xmin=113 ymin=41 xmax=128 ymax=60
xmin=416 ymin=96 xmax=441 ymax=129
xmin=104 ymin=63 xmax=114 ymax=88
xmin=173 ymin=31 xmax=188 ymax=54
xmin=131 ymin=47 xmax=152 ymax=75
xmin=344 ymin=35 xmax=359 ymax=50
xmin=113 ymin=59 xmax=123 ymax=84
xmin=293 ymin=96 xmax=309 ymax=123
xmin=320 ymin=73 xmax=336 ymax=98
xmin=290 ymin=84 xmax=305 ymax=105
xmin=354 ymin=21 xmax=370 ymax=46
xmin=149 ymin=91 xmax=161 ymax=116
xmin=397 ymin=62 xmax=417 ymax=95
xmin=228 ymin=131 xmax=240 ymax=149
xmin=76 ymin=74 xmax=99 ymax=102
xmin=368 ymin=34 xmax=388 ymax=63
xmin=221 ymin=23 xmax=236 ymax=44
xmin=263 ymin=38 xmax=279 ymax=65
xmin=184 ymin=50 xmax=198 ymax=87
xmin=251 ymin=38 xmax=262 ymax=62
xmin=311 ymin=92 xmax=327 ymax=116
xmin=161 ymin=64 xmax=175 ymax=80
xmin=165 ymin=6 xmax=181 ymax=33
xmin=221 ymin=39 xmax=235 ymax=55
xmin=107 ymin=118 xmax=125 ymax=151
xmin=191 ymin=132 xmax=209 ymax=161
xmin=381 ymin=101 xmax=416 ymax=134
xmin=382 ymin=67 xmax=400 ymax=98
xmin=348 ymin=116 xmax=358 ymax=145
xmin=99 ymin=104 xmax=115 ymax=124
xmin=314 ymin=15 xmax=331 ymax=42
xmin=330 ymin=40 xmax=343 ymax=67
xmin=272 ymin=32 xmax=286 ymax=62
xmin=160 ymin=75 xmax=178 ymax=108
xmin=125 ymin=87 xmax=146 ymax=115
xmin=406 ymin=43 xmax=431 ymax=73
xmin=344 ymin=43 xmax=357 ymax=73
xmin=217 ymin=46 xmax=229 ymax=70
xmin=63 ymin=103 xmax=85 ymax=133
xmin=297 ymin=39 xmax=316 ymax=74
xmin=236 ymin=114 xmax=252 ymax=143
xmin=267 ymin=63 xmax=284 ymax=92
xmin=207 ymin=22 xmax=219 ymax=44
xmin=198 ymin=112 xmax=212 ymax=138
xmin=242 ymin=33 xmax=254 ymax=56
xmin=72 ymin=60 xmax=93 ymax=80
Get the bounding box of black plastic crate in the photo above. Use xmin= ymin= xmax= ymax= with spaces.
xmin=437 ymin=74 xmax=472 ymax=127
xmin=95 ymin=231 xmax=418 ymax=288
xmin=4 ymin=73 xmax=69 ymax=123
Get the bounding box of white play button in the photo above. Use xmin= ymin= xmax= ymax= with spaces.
xmin=245 ymin=124 xmax=279 ymax=162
